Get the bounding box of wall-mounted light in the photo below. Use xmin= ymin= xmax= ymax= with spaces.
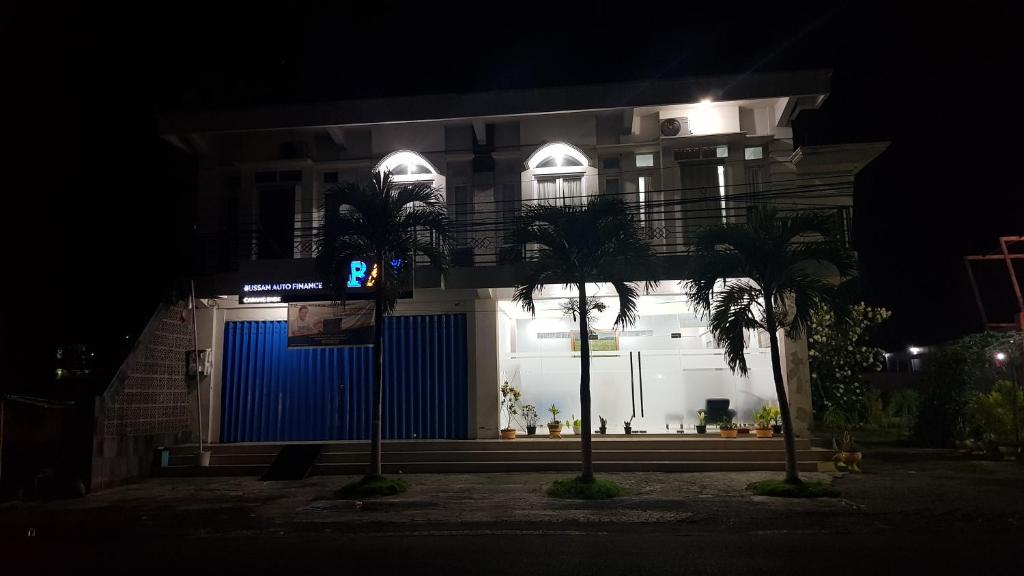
xmin=995 ymin=352 xmax=1007 ymax=361
xmin=908 ymin=346 xmax=922 ymax=355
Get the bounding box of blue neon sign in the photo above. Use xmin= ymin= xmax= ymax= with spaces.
xmin=346 ymin=259 xmax=405 ymax=288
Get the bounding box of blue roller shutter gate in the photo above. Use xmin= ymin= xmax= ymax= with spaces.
xmin=219 ymin=314 xmax=468 ymax=442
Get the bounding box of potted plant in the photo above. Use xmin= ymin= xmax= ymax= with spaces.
xmin=598 ymin=415 xmax=607 ymax=434
xmin=547 ymin=404 xmax=563 ymax=438
xmin=695 ymin=409 xmax=707 ymax=434
xmin=754 ymin=405 xmax=775 ymax=438
xmin=838 ymin=431 xmax=863 ymax=472
xmin=499 ymin=381 xmax=521 ymax=440
xmin=719 ymin=417 xmax=738 ymax=438
xmin=769 ymin=406 xmax=783 ymax=435
xmin=623 ymin=416 xmax=633 ymax=435
xmin=522 ymin=404 xmax=539 ymax=436
xmin=565 ymin=415 xmax=582 ymax=435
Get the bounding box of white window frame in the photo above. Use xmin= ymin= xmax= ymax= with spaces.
xmin=535 ymin=175 xmax=584 ymax=206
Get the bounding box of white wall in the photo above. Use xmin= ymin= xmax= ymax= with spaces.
xmin=371 ymin=123 xmax=445 ymax=155
xmin=520 ymin=114 xmax=597 ymax=147
xmin=660 ymin=105 xmax=741 ymax=136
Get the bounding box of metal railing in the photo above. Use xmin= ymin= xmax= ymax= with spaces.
xmin=191 ymin=191 xmax=853 ymax=275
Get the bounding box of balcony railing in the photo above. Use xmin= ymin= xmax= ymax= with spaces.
xmin=192 ymin=193 xmax=853 ymax=275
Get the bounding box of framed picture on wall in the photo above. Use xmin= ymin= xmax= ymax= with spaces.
xmin=570 ymin=329 xmax=620 ymax=352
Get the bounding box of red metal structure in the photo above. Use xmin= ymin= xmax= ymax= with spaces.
xmin=964 ymin=236 xmax=1024 ymax=331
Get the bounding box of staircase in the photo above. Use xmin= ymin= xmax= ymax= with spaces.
xmin=160 ymin=436 xmax=830 ymax=476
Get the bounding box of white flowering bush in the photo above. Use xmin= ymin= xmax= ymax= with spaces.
xmin=808 ymin=302 xmax=890 ymax=421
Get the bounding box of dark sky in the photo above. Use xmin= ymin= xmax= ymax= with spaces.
xmin=3 ymin=1 xmax=1022 ymax=387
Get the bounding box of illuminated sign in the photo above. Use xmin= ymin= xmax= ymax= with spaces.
xmin=243 ymin=281 xmax=323 ymax=293
xmin=238 ymin=259 xmax=407 ymax=304
xmin=242 ymin=295 xmax=283 ymax=304
xmin=346 ymin=259 xmax=404 ymax=288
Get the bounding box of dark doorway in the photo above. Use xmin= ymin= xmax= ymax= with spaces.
xmin=257 ymin=186 xmax=295 ymax=259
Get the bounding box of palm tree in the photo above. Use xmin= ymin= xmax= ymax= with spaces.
xmin=315 ymin=171 xmax=451 ymax=479
xmin=685 ymin=207 xmax=856 ymax=484
xmin=512 ymin=196 xmax=657 ymax=483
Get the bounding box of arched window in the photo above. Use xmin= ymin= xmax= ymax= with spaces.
xmin=523 ymin=142 xmax=594 ymax=206
xmin=525 ymin=142 xmax=590 ymax=171
xmin=375 ymin=150 xmax=442 ymax=183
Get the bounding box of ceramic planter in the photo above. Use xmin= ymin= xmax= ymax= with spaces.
xmin=547 ymin=423 xmax=562 ymax=439
xmin=623 ymin=426 xmax=632 ymax=435
xmin=695 ymin=425 xmax=707 ymax=434
xmin=736 ymin=427 xmax=750 ymax=435
xmin=841 ymin=451 xmax=863 ymax=471
xmin=598 ymin=427 xmax=607 ymax=434
xmin=500 ymin=429 xmax=517 ymax=440
xmin=526 ymin=425 xmax=537 ymax=436
xmin=720 ymin=429 xmax=738 ymax=438
xmin=572 ymin=425 xmax=581 ymax=435
xmin=755 ymin=428 xmax=774 ymax=438
xmin=771 ymin=424 xmax=783 ymax=434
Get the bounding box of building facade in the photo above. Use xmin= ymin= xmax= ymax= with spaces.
xmin=159 ymin=70 xmax=886 ymax=445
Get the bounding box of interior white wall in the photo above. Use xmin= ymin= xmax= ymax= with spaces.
xmin=498 ymin=298 xmax=777 ymax=433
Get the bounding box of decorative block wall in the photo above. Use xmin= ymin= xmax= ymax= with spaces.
xmin=91 ymin=302 xmax=198 ymax=490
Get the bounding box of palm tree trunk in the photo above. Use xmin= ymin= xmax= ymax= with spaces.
xmin=765 ymin=304 xmax=801 ymax=484
xmin=369 ymin=275 xmax=386 ymax=478
xmin=578 ymin=283 xmax=594 ymax=483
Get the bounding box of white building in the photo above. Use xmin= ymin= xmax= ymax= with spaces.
xmin=152 ymin=70 xmax=885 ymax=448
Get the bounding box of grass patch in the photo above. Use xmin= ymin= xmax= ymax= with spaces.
xmin=335 ymin=475 xmax=409 ymax=498
xmin=547 ymin=476 xmax=623 ymax=500
xmin=748 ymin=479 xmax=840 ymax=498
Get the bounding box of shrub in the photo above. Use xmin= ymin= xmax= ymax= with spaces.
xmin=809 ymin=302 xmax=890 ymax=422
xmin=967 ymin=380 xmax=1024 ymax=446
xmin=335 ymin=475 xmax=409 ymax=498
xmin=547 ymin=476 xmax=623 ymax=499
xmin=916 ymin=332 xmax=1012 ymax=447
xmin=749 ymin=479 xmax=840 ymax=498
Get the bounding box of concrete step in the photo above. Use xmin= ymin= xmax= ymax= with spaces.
xmin=159 ymin=464 xmax=269 ymax=477
xmin=316 ymin=449 xmax=828 ymax=464
xmin=158 ymin=438 xmax=828 ymax=477
xmin=310 ymin=460 xmax=823 ymax=474
xmin=169 ymin=437 xmax=811 ymax=457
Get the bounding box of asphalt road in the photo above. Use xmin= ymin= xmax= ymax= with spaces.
xmin=7 ymin=528 xmax=1022 ymax=575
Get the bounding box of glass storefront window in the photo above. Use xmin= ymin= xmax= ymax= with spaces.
xmin=498 ymin=291 xmax=776 ymax=433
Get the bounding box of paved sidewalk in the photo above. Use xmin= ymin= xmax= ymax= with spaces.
xmin=4 ymin=449 xmax=1023 ymax=539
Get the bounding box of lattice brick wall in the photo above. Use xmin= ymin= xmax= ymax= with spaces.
xmin=101 ymin=303 xmax=196 ymax=437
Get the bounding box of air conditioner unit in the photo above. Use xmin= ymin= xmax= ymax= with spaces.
xmin=660 ymin=117 xmax=692 ymax=138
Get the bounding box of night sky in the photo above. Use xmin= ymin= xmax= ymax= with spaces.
xmin=3 ymin=2 xmax=1022 ymax=390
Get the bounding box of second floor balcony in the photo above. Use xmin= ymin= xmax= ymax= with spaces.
xmin=192 ymin=190 xmax=854 ymax=279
